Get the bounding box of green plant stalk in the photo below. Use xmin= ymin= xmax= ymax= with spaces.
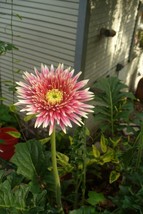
xmin=81 ymin=126 xmax=86 ymax=205
xmin=109 ymin=90 xmax=114 ymax=136
xmin=74 ymin=175 xmax=82 ymax=209
xmin=51 ymin=128 xmax=64 ymax=214
xmin=73 ymin=125 xmax=87 ymax=208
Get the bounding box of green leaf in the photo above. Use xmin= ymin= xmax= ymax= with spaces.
xmin=39 ymin=137 xmax=50 ymax=145
xmin=110 ymin=138 xmax=120 ymax=148
xmin=9 ymin=105 xmax=17 ymax=113
xmin=0 ymin=97 xmax=7 ymax=101
xmin=92 ymin=145 xmax=100 ymax=158
xmin=33 ymin=189 xmax=47 ymax=206
xmin=85 ymin=127 xmax=90 ymax=136
xmin=11 ymin=140 xmax=51 ymax=192
xmin=57 ymin=152 xmax=69 ymax=163
xmin=57 ymin=152 xmax=73 ymax=175
xmin=15 ymin=13 xmax=23 ymax=20
xmin=100 ymin=135 xmax=107 ymax=153
xmin=101 ymin=148 xmax=114 ymax=164
xmin=87 ymin=191 xmax=105 ymax=206
xmin=0 ymin=170 xmax=5 ymax=182
xmin=0 ymin=180 xmax=29 ymax=212
xmin=14 ymin=69 xmax=21 ymax=74
xmin=0 ymin=41 xmax=18 ymax=55
xmin=6 ymin=131 xmax=21 ymax=138
xmin=69 ymin=206 xmax=97 ymax=214
xmin=109 ymin=170 xmax=120 ymax=183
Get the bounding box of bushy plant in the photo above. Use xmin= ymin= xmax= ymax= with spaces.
xmin=93 ymin=76 xmax=135 ymax=136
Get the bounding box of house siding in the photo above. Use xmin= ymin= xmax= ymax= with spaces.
xmin=0 ymin=0 xmax=142 ymax=105
xmin=84 ymin=0 xmax=140 ymax=86
xmin=0 ymin=0 xmax=79 ymax=104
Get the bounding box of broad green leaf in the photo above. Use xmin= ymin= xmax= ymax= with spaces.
xmin=11 ymin=140 xmax=55 ymax=194
xmin=11 ymin=140 xmax=49 ymax=183
xmin=87 ymin=191 xmax=105 ymax=206
xmin=6 ymin=131 xmax=21 ymax=138
xmin=33 ymin=189 xmax=47 ymax=206
xmin=109 ymin=170 xmax=120 ymax=183
xmin=14 ymin=184 xmax=30 ymax=209
xmin=0 ymin=180 xmax=29 ymax=212
xmin=92 ymin=145 xmax=100 ymax=158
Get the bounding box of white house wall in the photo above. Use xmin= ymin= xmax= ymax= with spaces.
xmin=84 ymin=0 xmax=140 ymax=87
xmin=0 ymin=0 xmax=79 ymax=104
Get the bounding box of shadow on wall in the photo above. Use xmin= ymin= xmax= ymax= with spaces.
xmin=85 ymin=0 xmax=139 ymax=83
xmin=110 ymin=0 xmax=138 ymax=61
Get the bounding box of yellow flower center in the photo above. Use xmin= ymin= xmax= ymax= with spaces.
xmin=46 ymin=89 xmax=63 ymax=105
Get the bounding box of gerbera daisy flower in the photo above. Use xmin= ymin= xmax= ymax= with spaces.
xmin=15 ymin=64 xmax=94 ymax=135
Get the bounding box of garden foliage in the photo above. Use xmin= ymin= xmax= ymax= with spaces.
xmin=0 ymin=76 xmax=143 ymax=213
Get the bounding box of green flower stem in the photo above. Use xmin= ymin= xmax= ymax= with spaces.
xmin=51 ymin=127 xmax=64 ymax=214
xmin=82 ymin=126 xmax=86 ymax=205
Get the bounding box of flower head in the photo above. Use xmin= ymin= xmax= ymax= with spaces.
xmin=15 ymin=64 xmax=94 ymax=135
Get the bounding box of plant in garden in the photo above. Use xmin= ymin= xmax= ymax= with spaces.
xmin=93 ymin=76 xmax=135 ymax=136
xmin=88 ymin=134 xmax=121 ymax=184
xmin=1 ymin=74 xmax=142 ymax=213
xmin=14 ymin=64 xmax=94 ymax=213
xmin=69 ymin=125 xmax=88 ymax=209
xmin=110 ymin=165 xmax=143 ymax=213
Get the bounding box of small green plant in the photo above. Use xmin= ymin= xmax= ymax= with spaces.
xmin=69 ymin=125 xmax=88 ymax=209
xmin=88 ymin=134 xmax=121 ymax=184
xmin=0 ymin=41 xmax=18 ymax=55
